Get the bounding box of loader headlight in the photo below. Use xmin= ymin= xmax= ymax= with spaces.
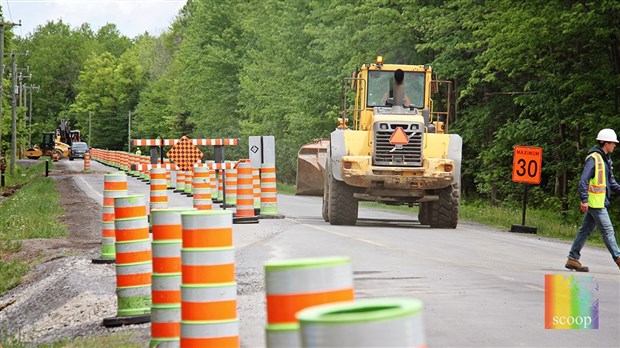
xmin=379 ymin=123 xmax=388 ymax=130
xmin=444 ymin=164 xmax=453 ymax=172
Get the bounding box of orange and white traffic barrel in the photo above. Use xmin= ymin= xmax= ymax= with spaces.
xmin=181 ymin=210 xmax=233 ymax=249
xmin=206 ymin=161 xmax=218 ymax=201
xmin=217 ymin=170 xmax=224 ymax=203
xmin=184 ymin=168 xmax=194 ymax=196
xmin=150 ymin=208 xmax=195 ymax=347
xmin=103 ymin=194 xmax=151 ymax=327
xmin=259 ymin=163 xmax=282 ymax=218
xmin=224 ymin=165 xmax=237 ymax=206
xmin=93 ymin=172 xmax=127 ymax=264
xmin=297 ymin=298 xmax=426 ymax=348
xmin=264 ymin=257 xmax=354 ymax=348
xmin=175 ymin=171 xmax=186 ymax=193
xmin=180 ymin=210 xmax=238 ymax=347
xmin=234 ymin=161 xmax=258 ymax=222
xmin=192 ymin=166 xmax=212 ymax=210
xmin=252 ymin=168 xmax=261 ymax=213
xmin=84 ymin=152 xmax=91 ymax=171
xmin=150 ymin=168 xmax=169 ymax=210
xmin=114 ymin=194 xmax=148 ymax=222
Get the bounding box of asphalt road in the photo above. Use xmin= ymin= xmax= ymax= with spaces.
xmin=64 ymin=159 xmax=620 ymax=347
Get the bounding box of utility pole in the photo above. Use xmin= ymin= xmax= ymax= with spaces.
xmin=10 ymin=50 xmax=16 ymax=175
xmin=28 ymin=84 xmax=39 ymax=147
xmin=0 ymin=18 xmax=21 ymax=159
xmin=128 ymin=111 xmax=131 ymax=153
xmin=88 ymin=111 xmax=92 ymax=145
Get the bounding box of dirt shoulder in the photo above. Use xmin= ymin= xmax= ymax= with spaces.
xmin=0 ymin=164 xmax=149 ymax=344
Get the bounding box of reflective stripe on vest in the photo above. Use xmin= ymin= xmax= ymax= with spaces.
xmin=587 ymin=152 xmax=606 ymax=208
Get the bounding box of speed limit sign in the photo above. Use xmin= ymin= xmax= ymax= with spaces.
xmin=512 ymin=146 xmax=542 ymax=184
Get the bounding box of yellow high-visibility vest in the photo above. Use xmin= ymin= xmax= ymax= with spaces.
xmin=587 ymin=152 xmax=606 ymax=208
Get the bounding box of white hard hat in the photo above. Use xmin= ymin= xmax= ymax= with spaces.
xmin=596 ymin=128 xmax=619 ymax=143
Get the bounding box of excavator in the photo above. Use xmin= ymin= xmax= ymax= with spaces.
xmin=25 ymin=119 xmax=78 ymax=160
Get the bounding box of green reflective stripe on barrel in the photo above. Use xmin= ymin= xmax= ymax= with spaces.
xmin=117 ymin=288 xmax=151 ymax=316
xmin=297 ymin=298 xmax=425 ymax=348
xmin=101 ymin=237 xmax=115 ymax=259
xmin=266 ymin=323 xmax=301 ymax=348
xmin=265 ymin=256 xmax=350 ymax=271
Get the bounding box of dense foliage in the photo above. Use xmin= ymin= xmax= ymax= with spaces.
xmin=1 ymin=1 xmax=619 ymax=215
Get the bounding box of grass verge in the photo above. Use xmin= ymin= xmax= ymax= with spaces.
xmin=0 ymin=162 xmax=66 ymax=295
xmin=0 ymin=332 xmax=143 ymax=348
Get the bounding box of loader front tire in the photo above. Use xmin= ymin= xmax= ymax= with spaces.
xmin=429 ymin=184 xmax=459 ymax=229
xmin=418 ymin=202 xmax=430 ymax=225
xmin=327 ymin=175 xmax=358 ymax=225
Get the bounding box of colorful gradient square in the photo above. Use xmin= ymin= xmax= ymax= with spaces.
xmin=544 ymin=274 xmax=598 ymax=329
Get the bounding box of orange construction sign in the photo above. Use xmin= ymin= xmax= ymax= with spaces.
xmin=389 ymin=127 xmax=409 ymax=145
xmin=166 ymin=136 xmax=204 ymax=171
xmin=512 ymin=145 xmax=542 ymax=185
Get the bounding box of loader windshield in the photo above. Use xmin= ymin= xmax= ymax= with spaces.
xmin=367 ymin=71 xmax=425 ymax=108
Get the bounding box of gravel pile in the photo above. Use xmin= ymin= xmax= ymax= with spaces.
xmin=0 ymin=255 xmax=148 ymax=344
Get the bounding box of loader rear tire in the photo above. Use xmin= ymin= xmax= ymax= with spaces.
xmin=429 ymin=184 xmax=459 ymax=229
xmin=327 ymin=175 xmax=358 ymax=225
xmin=321 ymin=171 xmax=329 ymax=222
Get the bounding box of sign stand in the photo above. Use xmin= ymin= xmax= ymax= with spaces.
xmin=510 ymin=145 xmax=542 ymax=234
xmin=510 ymin=185 xmax=537 ymax=234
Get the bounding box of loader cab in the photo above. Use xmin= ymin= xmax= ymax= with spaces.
xmin=347 ymin=57 xmax=433 ymax=132
xmin=367 ymin=70 xmax=425 ymax=109
xmin=41 ymin=132 xmax=55 ymax=151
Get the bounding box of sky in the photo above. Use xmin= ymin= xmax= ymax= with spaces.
xmin=1 ymin=0 xmax=187 ymax=38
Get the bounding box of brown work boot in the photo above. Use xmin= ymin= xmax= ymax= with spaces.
xmin=565 ymin=258 xmax=589 ymax=272
xmin=616 ymin=257 xmax=620 ymax=270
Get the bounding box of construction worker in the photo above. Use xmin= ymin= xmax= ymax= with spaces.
xmin=135 ymin=148 xmax=142 ymax=156
xmin=566 ymin=128 xmax=620 ymax=272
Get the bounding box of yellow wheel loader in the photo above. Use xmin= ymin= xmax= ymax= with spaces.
xmin=320 ymin=56 xmax=462 ymax=228
xmin=25 ymin=119 xmax=76 ymax=160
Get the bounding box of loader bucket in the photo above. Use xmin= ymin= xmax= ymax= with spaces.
xmin=296 ymin=139 xmax=330 ymax=195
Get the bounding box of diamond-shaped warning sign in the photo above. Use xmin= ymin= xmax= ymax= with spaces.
xmin=389 ymin=127 xmax=409 ymax=145
xmin=166 ymin=136 xmax=203 ymax=171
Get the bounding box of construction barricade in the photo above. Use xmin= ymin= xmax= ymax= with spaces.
xmin=222 ymin=164 xmax=237 ymax=207
xmin=150 ymin=207 xmax=196 ymax=348
xmin=264 ymin=257 xmax=354 ymax=348
xmin=150 ymin=168 xmax=169 ymax=210
xmin=259 ymin=163 xmax=283 ymax=218
xmin=180 ymin=210 xmax=238 ymax=347
xmin=92 ymin=172 xmax=127 ymax=264
xmin=297 ymin=298 xmax=426 ymax=348
xmin=103 ymin=194 xmax=151 ymax=327
xmin=233 ymin=161 xmax=258 ymax=223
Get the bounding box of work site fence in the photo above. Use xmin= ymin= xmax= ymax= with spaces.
xmin=90 ymin=148 xmax=280 ymax=220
